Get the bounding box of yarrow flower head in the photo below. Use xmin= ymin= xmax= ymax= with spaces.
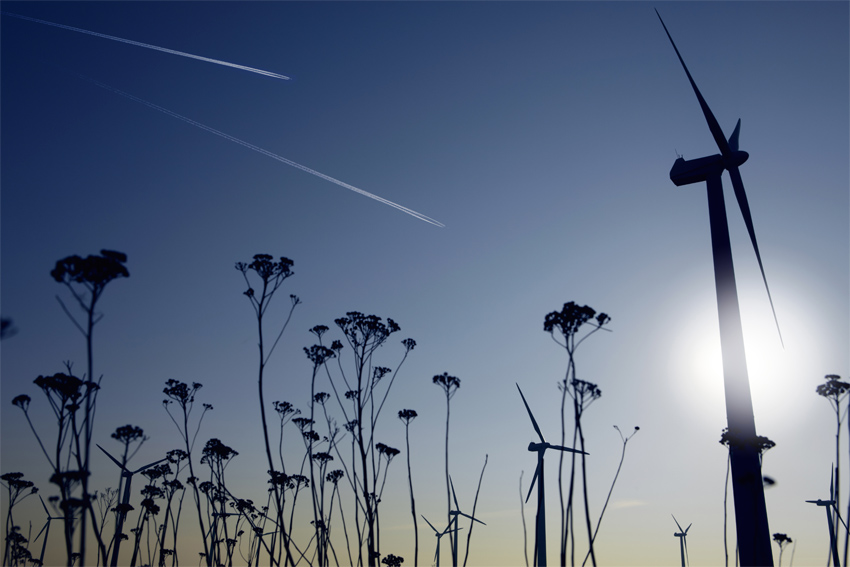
xmin=433 ymin=372 xmax=461 ymax=398
xmin=398 ymin=409 xmax=418 ymax=425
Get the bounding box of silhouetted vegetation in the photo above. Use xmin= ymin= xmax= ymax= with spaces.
xmin=4 ymin=250 xmax=649 ymax=567
xmin=817 ymin=374 xmax=850 ymax=566
xmin=543 ymin=301 xmax=610 ymax=567
xmin=773 ymin=532 xmax=793 ymax=567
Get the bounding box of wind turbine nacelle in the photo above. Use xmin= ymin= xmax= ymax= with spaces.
xmin=669 ymin=150 xmax=749 ymax=186
xmin=528 ymin=441 xmax=548 ymax=452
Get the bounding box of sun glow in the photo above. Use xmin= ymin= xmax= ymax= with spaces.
xmin=666 ymin=274 xmax=816 ymax=434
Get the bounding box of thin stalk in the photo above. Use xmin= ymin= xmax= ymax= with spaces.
xmin=462 ymin=454 xmax=487 ymax=567
xmin=404 ymin=421 xmax=418 ymax=567
xmin=520 ymin=471 xmax=529 ymax=567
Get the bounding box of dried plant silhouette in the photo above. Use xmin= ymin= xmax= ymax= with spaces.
xmin=542 ymin=301 xmax=609 ymax=567
xmin=398 ymin=409 xmax=419 ymax=566
xmin=432 ymin=372 xmax=461 ymax=566
xmin=773 ymin=533 xmax=793 ymax=567
xmin=580 ymin=426 xmax=639 ymax=567
xmin=817 ymin=374 xmax=850 ymax=566
xmin=1 ymin=472 xmax=38 ymax=566
xmin=0 ymin=258 xmax=664 ymax=567
xmin=719 ymin=428 xmax=776 ymax=567
xmin=10 ymin=249 xmax=128 ymax=566
xmin=236 ymin=254 xmax=299 ymax=566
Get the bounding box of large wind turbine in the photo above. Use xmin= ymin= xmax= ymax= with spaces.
xmin=656 ymin=10 xmax=779 ymax=566
xmin=516 ymin=383 xmax=587 ymax=567
xmin=672 ymin=515 xmax=691 ymax=567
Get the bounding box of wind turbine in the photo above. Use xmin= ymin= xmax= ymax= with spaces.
xmin=516 ymin=383 xmax=587 ymax=567
xmin=32 ymin=495 xmax=63 ymax=567
xmin=672 ymin=515 xmax=691 ymax=567
xmin=807 ymin=472 xmax=842 ymax=567
xmin=448 ymin=476 xmax=485 ymax=566
xmin=656 ymin=10 xmax=779 ymax=566
xmin=421 ymin=515 xmax=462 ymax=567
xmin=97 ymin=444 xmax=167 ymax=567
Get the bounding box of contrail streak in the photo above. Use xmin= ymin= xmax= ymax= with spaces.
xmin=75 ymin=73 xmax=444 ymax=227
xmin=2 ymin=11 xmax=291 ymax=80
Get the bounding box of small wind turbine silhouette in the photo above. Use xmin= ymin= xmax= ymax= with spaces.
xmin=97 ymin=444 xmax=167 ymax=567
xmin=421 ymin=515 xmax=462 ymax=567
xmin=516 ymin=383 xmax=587 ymax=567
xmin=656 ymin=10 xmax=779 ymax=565
xmin=448 ymin=476 xmax=485 ymax=565
xmin=672 ymin=515 xmax=691 ymax=567
xmin=32 ymin=495 xmax=62 ymax=567
xmin=807 ymin=472 xmax=842 ymax=567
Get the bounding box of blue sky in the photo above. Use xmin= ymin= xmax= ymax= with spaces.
xmin=2 ymin=2 xmax=848 ymax=565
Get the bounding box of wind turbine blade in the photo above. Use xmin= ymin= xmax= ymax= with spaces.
xmin=456 ymin=511 xmax=486 ymax=525
xmin=685 ymin=523 xmax=692 ymax=534
xmin=831 ymin=467 xmax=836 ymax=500
xmin=516 ymin=383 xmax=545 ymax=443
xmin=525 ymin=460 xmax=541 ymax=503
xmin=421 ymin=515 xmax=439 ymax=534
xmin=450 ymin=476 xmax=460 ymax=510
xmin=38 ymin=494 xmax=50 ymax=516
xmin=33 ymin=521 xmax=49 ymax=543
xmin=549 ymin=444 xmax=589 ymax=455
xmin=726 ymin=165 xmax=783 ymax=347
xmin=131 ymin=456 xmax=168 ymax=475
xmin=671 ymin=514 xmax=684 ymax=533
xmin=833 ymin=504 xmax=850 ymax=532
xmin=728 ymin=119 xmax=741 ymax=152
xmin=97 ymin=444 xmax=127 ymax=470
xmin=655 ymin=9 xmax=732 ymax=157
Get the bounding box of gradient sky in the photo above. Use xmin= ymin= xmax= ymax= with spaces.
xmin=2 ymin=2 xmax=848 ymax=566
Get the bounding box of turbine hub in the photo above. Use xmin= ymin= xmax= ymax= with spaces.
xmin=723 ymin=149 xmax=749 ymax=169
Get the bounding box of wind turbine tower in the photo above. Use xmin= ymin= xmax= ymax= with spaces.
xmin=672 ymin=515 xmax=691 ymax=567
xmin=807 ymin=473 xmax=842 ymax=567
xmin=516 ymin=383 xmax=587 ymax=567
xmin=656 ymin=10 xmax=780 ymax=565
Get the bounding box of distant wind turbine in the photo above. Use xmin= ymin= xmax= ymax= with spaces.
xmin=97 ymin=444 xmax=167 ymax=567
xmin=448 ymin=476 xmax=485 ymax=566
xmin=516 ymin=383 xmax=587 ymax=567
xmin=807 ymin=471 xmax=842 ymax=567
xmin=657 ymin=10 xmax=780 ymax=565
xmin=671 ymin=515 xmax=691 ymax=567
xmin=32 ymin=495 xmax=63 ymax=567
xmin=1 ymin=11 xmax=291 ymax=80
xmin=421 ymin=515 xmax=462 ymax=567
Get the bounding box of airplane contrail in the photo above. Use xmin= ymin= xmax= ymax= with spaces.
xmin=75 ymin=73 xmax=445 ymax=227
xmin=2 ymin=11 xmax=291 ymax=81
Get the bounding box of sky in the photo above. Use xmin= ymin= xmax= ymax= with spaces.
xmin=1 ymin=2 xmax=848 ymax=566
